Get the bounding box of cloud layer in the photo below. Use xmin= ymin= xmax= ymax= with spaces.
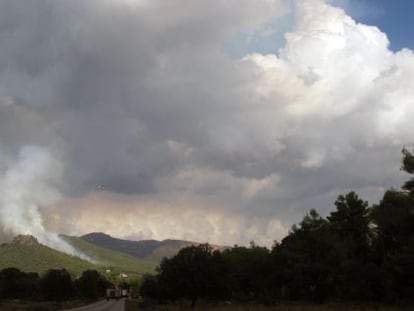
xmin=0 ymin=0 xmax=412 ymax=246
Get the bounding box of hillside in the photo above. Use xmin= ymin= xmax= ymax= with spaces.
xmin=0 ymin=235 xmax=96 ymax=274
xmin=81 ymin=232 xmax=199 ymax=261
xmin=62 ymin=235 xmax=157 ymax=275
xmin=0 ymin=235 xmax=157 ymax=276
xmin=0 ymin=232 xmax=220 ymax=276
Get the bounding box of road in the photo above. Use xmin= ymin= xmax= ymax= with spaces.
xmin=62 ymin=299 xmax=125 ymax=311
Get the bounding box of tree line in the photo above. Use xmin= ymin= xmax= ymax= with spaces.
xmin=140 ymin=149 xmax=414 ymax=306
xmin=0 ymin=268 xmax=110 ymax=302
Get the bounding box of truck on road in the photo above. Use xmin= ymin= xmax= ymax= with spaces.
xmin=106 ymin=288 xmax=122 ymax=300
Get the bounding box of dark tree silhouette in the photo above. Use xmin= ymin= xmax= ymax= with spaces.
xmin=75 ymin=270 xmax=109 ymax=299
xmin=222 ymin=243 xmax=271 ymax=302
xmin=140 ymin=274 xmax=160 ymax=300
xmin=272 ymin=210 xmax=338 ymax=302
xmin=0 ymin=268 xmax=40 ymax=300
xmin=373 ymin=190 xmax=414 ymax=262
xmin=328 ymin=192 xmax=371 ymax=263
xmin=402 ymin=147 xmax=414 ymax=194
xmin=155 ymin=244 xmax=229 ymax=308
xmin=41 ymin=269 xmax=75 ymax=302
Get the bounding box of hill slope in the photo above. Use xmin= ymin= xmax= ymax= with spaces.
xmin=62 ymin=235 xmax=156 ymax=275
xmin=0 ymin=235 xmax=157 ymax=276
xmin=0 ymin=235 xmax=96 ymax=274
xmin=81 ymin=232 xmax=199 ymax=261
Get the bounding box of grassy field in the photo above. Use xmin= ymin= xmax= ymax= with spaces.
xmin=125 ymin=300 xmax=413 ymax=311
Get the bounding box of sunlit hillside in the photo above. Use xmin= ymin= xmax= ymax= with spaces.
xmin=0 ymin=235 xmax=95 ymax=275
xmin=0 ymin=235 xmax=156 ymax=276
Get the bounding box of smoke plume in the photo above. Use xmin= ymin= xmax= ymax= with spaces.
xmin=0 ymin=145 xmax=92 ymax=261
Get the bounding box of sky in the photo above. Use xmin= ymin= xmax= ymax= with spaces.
xmin=331 ymin=0 xmax=414 ymax=51
xmin=0 ymin=0 xmax=413 ymax=252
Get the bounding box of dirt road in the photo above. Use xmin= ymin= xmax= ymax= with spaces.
xmin=62 ymin=299 xmax=125 ymax=311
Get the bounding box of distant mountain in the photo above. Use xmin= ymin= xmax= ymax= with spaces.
xmin=0 ymin=234 xmax=156 ymax=276
xmin=62 ymin=235 xmax=156 ymax=275
xmin=81 ymin=232 xmax=200 ymax=261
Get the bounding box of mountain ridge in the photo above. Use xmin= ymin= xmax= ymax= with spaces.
xmin=0 ymin=232 xmax=223 ymax=275
xmin=81 ymin=232 xmax=200 ymax=261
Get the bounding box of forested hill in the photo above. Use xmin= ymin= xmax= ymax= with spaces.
xmin=81 ymin=232 xmax=199 ymax=260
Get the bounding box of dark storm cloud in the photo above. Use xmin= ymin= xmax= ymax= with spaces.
xmin=0 ymin=0 xmax=286 ymax=196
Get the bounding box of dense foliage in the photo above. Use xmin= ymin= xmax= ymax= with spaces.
xmin=75 ymin=269 xmax=111 ymax=299
xmin=140 ymin=149 xmax=414 ymax=306
xmin=0 ymin=268 xmax=109 ymax=302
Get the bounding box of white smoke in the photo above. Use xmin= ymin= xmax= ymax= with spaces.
xmin=0 ymin=145 xmax=93 ymax=261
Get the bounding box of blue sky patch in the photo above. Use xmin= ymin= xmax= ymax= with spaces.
xmin=331 ymin=0 xmax=414 ymax=51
